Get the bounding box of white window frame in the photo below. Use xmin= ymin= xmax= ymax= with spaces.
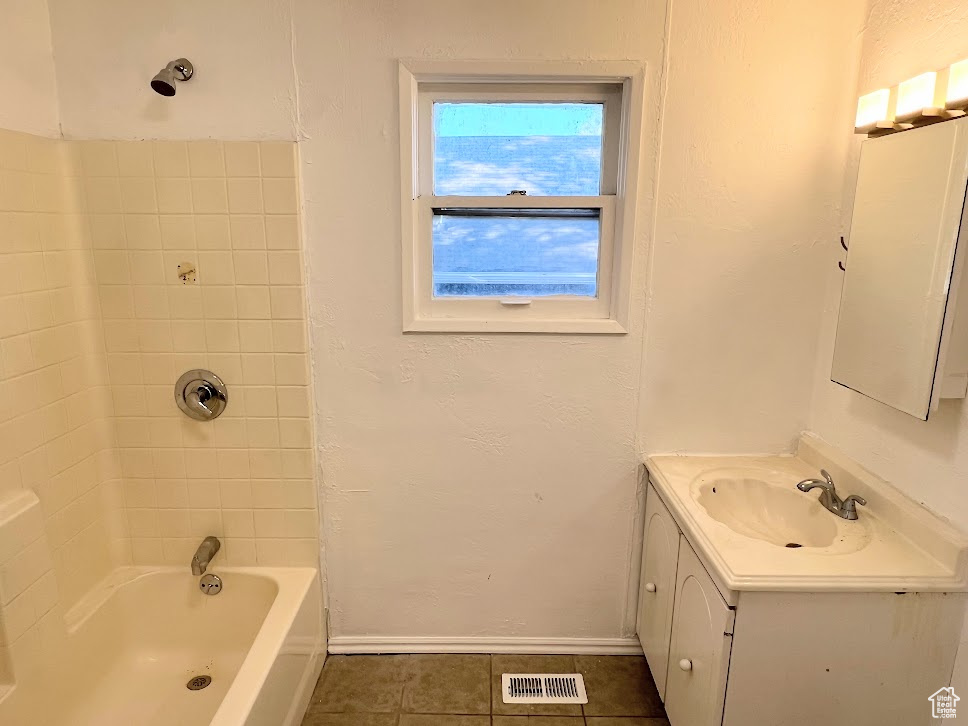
xmin=399 ymin=60 xmax=645 ymax=334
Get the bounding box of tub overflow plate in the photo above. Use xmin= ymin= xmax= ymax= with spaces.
xmin=199 ymin=573 xmax=222 ymax=595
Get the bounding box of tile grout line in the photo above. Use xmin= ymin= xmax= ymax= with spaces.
xmin=487 ymin=651 xmax=497 ymax=720
xmin=576 ymin=652 xmax=587 ymax=723
xmin=397 ymin=653 xmax=408 ymax=725
xmin=394 ymin=654 xmax=400 ymax=726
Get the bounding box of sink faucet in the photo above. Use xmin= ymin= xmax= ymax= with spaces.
xmin=191 ymin=536 xmax=221 ymax=575
xmin=796 ymin=469 xmax=866 ymax=520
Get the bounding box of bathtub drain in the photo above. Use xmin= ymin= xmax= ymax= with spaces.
xmin=186 ymin=675 xmax=212 ymax=691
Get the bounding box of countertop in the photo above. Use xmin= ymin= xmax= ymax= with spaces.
xmin=645 ymin=435 xmax=968 ymax=593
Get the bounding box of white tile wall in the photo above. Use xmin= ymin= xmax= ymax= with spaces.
xmin=0 ymin=130 xmax=318 ymax=695
xmin=80 ymin=140 xmax=317 ymax=568
xmin=0 ymin=493 xmax=54 ymax=652
xmin=0 ymin=129 xmax=121 ymax=612
xmin=0 ymin=488 xmax=76 ymax=703
xmin=0 ymin=131 xmax=318 ymax=686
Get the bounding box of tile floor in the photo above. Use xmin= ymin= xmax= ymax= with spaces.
xmin=301 ymin=654 xmax=669 ymax=725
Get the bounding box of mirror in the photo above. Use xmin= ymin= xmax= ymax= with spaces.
xmin=832 ymin=117 xmax=968 ymax=420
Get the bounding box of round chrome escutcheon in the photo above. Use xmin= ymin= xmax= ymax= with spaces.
xmin=175 ymin=369 xmax=228 ymax=421
xmin=199 ymin=573 xmax=222 ymax=595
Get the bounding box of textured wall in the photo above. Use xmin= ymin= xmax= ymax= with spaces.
xmin=0 ymin=0 xmax=60 ymax=136
xmin=46 ymin=0 xmax=297 ymax=140
xmin=638 ymin=0 xmax=867 ymax=456
xmin=79 ymin=139 xmax=317 ymax=567
xmin=294 ymin=0 xmax=666 ymax=641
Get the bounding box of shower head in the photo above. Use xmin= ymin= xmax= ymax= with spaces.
xmin=151 ymin=58 xmax=194 ymax=97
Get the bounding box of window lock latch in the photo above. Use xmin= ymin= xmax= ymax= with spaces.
xmin=507 ymin=189 xmax=528 ymax=196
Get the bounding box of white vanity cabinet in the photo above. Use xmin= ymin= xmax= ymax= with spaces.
xmin=635 ymin=484 xmax=680 ymax=698
xmin=664 ymin=540 xmax=733 ymax=726
xmin=637 ymin=484 xmax=735 ymax=726
xmin=636 ymin=478 xmax=966 ymax=726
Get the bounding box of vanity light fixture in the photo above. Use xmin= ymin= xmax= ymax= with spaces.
xmin=856 ymin=64 xmax=968 ymax=137
xmin=946 ymin=58 xmax=968 ymax=111
xmin=854 ymin=88 xmax=892 ymax=134
xmin=895 ymin=72 xmax=940 ymax=122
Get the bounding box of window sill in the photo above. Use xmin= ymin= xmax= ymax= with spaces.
xmin=403 ymin=317 xmax=628 ymax=334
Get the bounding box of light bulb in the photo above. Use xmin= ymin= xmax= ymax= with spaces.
xmin=896 ymin=72 xmax=937 ymax=121
xmin=855 ymin=88 xmax=891 ymax=133
xmin=946 ymin=59 xmax=968 ymax=109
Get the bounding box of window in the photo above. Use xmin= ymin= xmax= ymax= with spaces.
xmin=400 ymin=61 xmax=645 ymax=333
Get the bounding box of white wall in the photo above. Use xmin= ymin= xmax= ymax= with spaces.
xmin=294 ymin=0 xmax=867 ymax=642
xmin=294 ymin=0 xmax=666 ymax=640
xmin=638 ymin=0 xmax=867 ymax=457
xmin=806 ymin=0 xmax=968 ymax=691
xmin=46 ymin=0 xmax=297 ymax=140
xmin=0 ymin=0 xmax=60 ymax=135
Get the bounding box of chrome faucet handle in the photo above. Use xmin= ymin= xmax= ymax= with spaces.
xmin=186 ymin=384 xmax=215 ymax=417
xmin=841 ymin=494 xmax=866 ymax=520
xmin=820 ymin=469 xmax=836 ymax=491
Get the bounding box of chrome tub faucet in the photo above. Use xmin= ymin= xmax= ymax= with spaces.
xmin=191 ymin=536 xmax=221 ymax=575
xmin=796 ymin=469 xmax=867 ymax=520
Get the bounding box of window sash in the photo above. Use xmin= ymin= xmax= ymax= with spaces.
xmin=417 ymin=83 xmax=623 ymax=198
xmin=416 ymin=195 xmax=615 ymax=319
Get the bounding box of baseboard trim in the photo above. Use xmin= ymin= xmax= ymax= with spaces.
xmin=327 ymin=636 xmax=643 ymax=655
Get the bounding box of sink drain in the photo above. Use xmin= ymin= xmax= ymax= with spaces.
xmin=785 ymin=542 xmax=803 ymax=548
xmin=186 ymin=675 xmax=212 ymax=691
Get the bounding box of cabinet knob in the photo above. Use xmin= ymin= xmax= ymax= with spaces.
xmin=645 ymin=582 xmax=656 ymax=593
xmin=679 ymin=658 xmax=692 ymax=672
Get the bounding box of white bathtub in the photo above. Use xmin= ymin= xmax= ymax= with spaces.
xmin=0 ymin=566 xmax=324 ymax=726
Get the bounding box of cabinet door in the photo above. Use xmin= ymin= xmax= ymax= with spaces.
xmin=665 ymin=538 xmax=734 ymax=726
xmin=636 ymin=484 xmax=680 ymax=699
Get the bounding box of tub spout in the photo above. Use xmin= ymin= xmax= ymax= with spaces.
xmin=191 ymin=536 xmax=221 ymax=576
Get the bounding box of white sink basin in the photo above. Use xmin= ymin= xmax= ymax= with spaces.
xmin=694 ymin=474 xmax=841 ymax=548
xmin=646 ymin=438 xmax=968 ymax=592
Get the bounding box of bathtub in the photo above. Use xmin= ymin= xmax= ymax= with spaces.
xmin=0 ymin=566 xmax=324 ymax=726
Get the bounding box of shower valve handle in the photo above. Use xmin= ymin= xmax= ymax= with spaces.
xmin=175 ymin=369 xmax=228 ymax=421
xmin=186 ymin=385 xmax=215 ymax=417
